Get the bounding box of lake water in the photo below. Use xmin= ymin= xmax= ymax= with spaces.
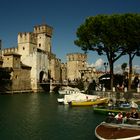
xmin=0 ymin=93 xmax=105 ymax=140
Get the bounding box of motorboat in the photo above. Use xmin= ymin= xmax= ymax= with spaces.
xmin=95 ymin=121 xmax=140 ymax=140
xmin=95 ymin=101 xmax=140 ymax=140
xmin=57 ymin=92 xmax=99 ymax=105
xmin=93 ymin=102 xmax=130 ymax=115
xmin=58 ymin=86 xmax=81 ymax=95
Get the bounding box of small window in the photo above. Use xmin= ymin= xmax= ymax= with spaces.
xmin=23 ymin=47 xmax=25 ymax=50
xmin=39 ymin=43 xmax=41 ymax=47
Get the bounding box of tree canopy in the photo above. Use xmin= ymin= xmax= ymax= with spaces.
xmin=74 ymin=13 xmax=140 ymax=90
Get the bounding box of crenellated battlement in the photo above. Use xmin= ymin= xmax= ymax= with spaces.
xmin=67 ymin=53 xmax=87 ymax=61
xmin=2 ymin=47 xmax=18 ymax=55
xmin=18 ymin=32 xmax=37 ymax=44
xmin=33 ymin=24 xmax=53 ymax=37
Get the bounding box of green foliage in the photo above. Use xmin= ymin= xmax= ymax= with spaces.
xmin=120 ymin=13 xmax=140 ymax=56
xmin=75 ymin=13 xmax=140 ymax=90
xmin=75 ymin=14 xmax=126 ymax=60
xmin=121 ymin=63 xmax=127 ymax=72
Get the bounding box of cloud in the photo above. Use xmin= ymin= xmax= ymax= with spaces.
xmin=87 ymin=58 xmax=104 ymax=69
xmin=95 ymin=58 xmax=104 ymax=68
xmin=87 ymin=59 xmax=140 ymax=74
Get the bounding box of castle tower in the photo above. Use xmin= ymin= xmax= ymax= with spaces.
xmin=17 ymin=24 xmax=53 ymax=92
xmin=18 ymin=32 xmax=37 ymax=57
xmin=33 ymin=24 xmax=53 ymax=53
xmin=67 ymin=53 xmax=87 ymax=81
xmin=3 ymin=53 xmax=21 ymax=69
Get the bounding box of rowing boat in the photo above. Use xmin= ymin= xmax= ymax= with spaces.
xmin=69 ymin=98 xmax=108 ymax=106
xmin=95 ymin=121 xmax=140 ymax=140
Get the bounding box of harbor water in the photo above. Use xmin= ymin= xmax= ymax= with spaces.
xmin=0 ymin=93 xmax=105 ymax=140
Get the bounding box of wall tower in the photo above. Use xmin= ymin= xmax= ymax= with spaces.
xmin=18 ymin=32 xmax=37 ymax=57
xmin=33 ymin=24 xmax=53 ymax=53
xmin=67 ymin=53 xmax=87 ymax=81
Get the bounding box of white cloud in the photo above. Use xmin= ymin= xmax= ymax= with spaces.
xmin=87 ymin=58 xmax=104 ymax=69
xmin=95 ymin=58 xmax=104 ymax=68
xmin=87 ymin=59 xmax=140 ymax=74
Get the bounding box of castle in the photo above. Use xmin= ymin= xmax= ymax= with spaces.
xmin=1 ymin=24 xmax=99 ymax=93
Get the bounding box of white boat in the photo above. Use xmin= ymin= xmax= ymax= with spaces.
xmin=58 ymin=86 xmax=81 ymax=95
xmin=57 ymin=92 xmax=100 ymax=105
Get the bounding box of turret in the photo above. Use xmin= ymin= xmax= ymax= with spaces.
xmin=18 ymin=32 xmax=37 ymax=56
xmin=33 ymin=24 xmax=53 ymax=37
xmin=33 ymin=24 xmax=53 ymax=53
xmin=3 ymin=53 xmax=21 ymax=69
xmin=67 ymin=53 xmax=87 ymax=81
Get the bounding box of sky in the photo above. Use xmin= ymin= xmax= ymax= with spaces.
xmin=0 ymin=0 xmax=140 ymax=73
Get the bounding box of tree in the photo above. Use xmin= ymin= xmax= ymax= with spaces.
xmin=120 ymin=14 xmax=140 ymax=90
xmin=74 ymin=14 xmax=126 ymax=90
xmin=74 ymin=13 xmax=140 ymax=91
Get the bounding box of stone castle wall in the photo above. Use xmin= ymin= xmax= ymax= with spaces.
xmin=67 ymin=53 xmax=87 ymax=81
xmin=11 ymin=69 xmax=31 ymax=91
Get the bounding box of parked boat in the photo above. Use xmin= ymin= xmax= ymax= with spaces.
xmin=93 ymin=103 xmax=130 ymax=115
xmin=69 ymin=97 xmax=108 ymax=106
xmin=95 ymin=121 xmax=140 ymax=140
xmin=93 ymin=106 xmax=126 ymax=115
xmin=57 ymin=92 xmax=100 ymax=105
xmin=58 ymin=86 xmax=81 ymax=95
xmin=95 ymin=101 xmax=140 ymax=140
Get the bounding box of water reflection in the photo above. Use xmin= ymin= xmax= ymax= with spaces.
xmin=0 ymin=93 xmax=103 ymax=140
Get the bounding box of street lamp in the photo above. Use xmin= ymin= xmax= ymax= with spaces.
xmin=104 ymin=62 xmax=108 ymax=73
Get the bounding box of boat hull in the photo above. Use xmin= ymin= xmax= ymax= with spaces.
xmin=93 ymin=106 xmax=129 ymax=115
xmin=95 ymin=122 xmax=140 ymax=140
xmin=70 ymin=98 xmax=108 ymax=106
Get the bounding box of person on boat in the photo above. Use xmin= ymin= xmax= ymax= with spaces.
xmin=129 ymin=101 xmax=139 ymax=119
xmin=115 ymin=112 xmax=123 ymax=123
xmin=122 ymin=102 xmax=139 ymax=124
xmin=121 ymin=111 xmax=133 ymax=123
xmin=105 ymin=112 xmax=115 ymax=123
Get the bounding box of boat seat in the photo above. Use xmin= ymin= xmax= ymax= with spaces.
xmin=137 ymin=121 xmax=140 ymax=125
